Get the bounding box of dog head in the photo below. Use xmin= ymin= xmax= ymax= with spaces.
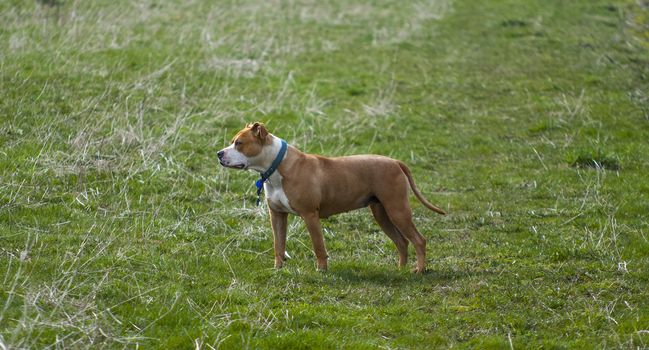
xmin=217 ymin=122 xmax=271 ymax=170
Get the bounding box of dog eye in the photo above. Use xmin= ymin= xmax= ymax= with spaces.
xmin=234 ymin=140 xmax=242 ymax=146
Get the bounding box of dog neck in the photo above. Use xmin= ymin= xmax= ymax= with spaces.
xmin=248 ymin=135 xmax=285 ymax=173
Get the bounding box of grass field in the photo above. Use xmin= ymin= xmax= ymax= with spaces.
xmin=1 ymin=0 xmax=649 ymax=348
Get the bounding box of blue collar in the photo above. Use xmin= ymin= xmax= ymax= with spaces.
xmin=255 ymin=139 xmax=288 ymax=205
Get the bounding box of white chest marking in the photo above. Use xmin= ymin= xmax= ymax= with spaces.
xmin=264 ymin=172 xmax=295 ymax=214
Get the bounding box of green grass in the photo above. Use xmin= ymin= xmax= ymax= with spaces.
xmin=1 ymin=0 xmax=648 ymax=348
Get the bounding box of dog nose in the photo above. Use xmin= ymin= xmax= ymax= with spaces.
xmin=217 ymin=150 xmax=225 ymax=159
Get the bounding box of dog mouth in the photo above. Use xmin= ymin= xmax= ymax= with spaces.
xmin=220 ymin=161 xmax=246 ymax=170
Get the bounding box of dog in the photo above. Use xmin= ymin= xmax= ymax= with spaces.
xmin=218 ymin=122 xmax=446 ymax=273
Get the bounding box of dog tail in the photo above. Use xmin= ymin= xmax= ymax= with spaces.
xmin=398 ymin=161 xmax=447 ymax=215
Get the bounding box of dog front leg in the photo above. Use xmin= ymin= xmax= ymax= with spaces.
xmin=301 ymin=212 xmax=328 ymax=271
xmin=269 ymin=209 xmax=288 ymax=268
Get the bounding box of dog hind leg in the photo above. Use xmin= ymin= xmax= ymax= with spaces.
xmin=370 ymin=203 xmax=409 ymax=268
xmin=381 ymin=201 xmax=427 ymax=273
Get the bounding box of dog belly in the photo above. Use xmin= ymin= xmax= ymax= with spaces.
xmin=318 ymin=195 xmax=378 ymax=218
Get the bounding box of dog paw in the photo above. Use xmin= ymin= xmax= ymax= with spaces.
xmin=411 ymin=267 xmax=426 ymax=274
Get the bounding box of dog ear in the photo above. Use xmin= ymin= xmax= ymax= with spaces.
xmin=250 ymin=122 xmax=268 ymax=140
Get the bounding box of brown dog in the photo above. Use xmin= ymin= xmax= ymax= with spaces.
xmin=218 ymin=122 xmax=446 ymax=273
